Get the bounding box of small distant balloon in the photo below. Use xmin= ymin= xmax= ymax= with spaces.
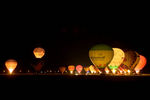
xmin=84 ymin=67 xmax=90 ymax=73
xmin=76 ymin=65 xmax=83 ymax=74
xmin=89 ymin=65 xmax=96 ymax=73
xmin=5 ymin=59 xmax=18 ymax=74
xmin=33 ymin=47 xmax=45 ymax=58
xmin=68 ymin=65 xmax=75 ymax=74
xmin=59 ymin=66 xmax=66 ymax=74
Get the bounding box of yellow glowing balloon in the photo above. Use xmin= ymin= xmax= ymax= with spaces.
xmin=89 ymin=44 xmax=114 ymax=69
xmin=33 ymin=47 xmax=45 ymax=58
xmin=108 ymin=48 xmax=125 ymax=69
xmin=5 ymin=59 xmax=18 ymax=74
xmin=89 ymin=65 xmax=96 ymax=73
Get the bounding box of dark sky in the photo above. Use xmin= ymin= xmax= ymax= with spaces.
xmin=0 ymin=8 xmax=150 ymax=73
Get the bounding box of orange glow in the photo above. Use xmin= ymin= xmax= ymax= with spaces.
xmin=84 ymin=67 xmax=90 ymax=72
xmin=105 ymin=67 xmax=110 ymax=74
xmin=136 ymin=70 xmax=140 ymax=74
xmin=68 ymin=65 xmax=75 ymax=74
xmin=134 ymin=55 xmax=147 ymax=72
xmin=5 ymin=59 xmax=17 ymax=74
xmin=127 ymin=70 xmax=131 ymax=74
xmin=33 ymin=47 xmax=45 ymax=58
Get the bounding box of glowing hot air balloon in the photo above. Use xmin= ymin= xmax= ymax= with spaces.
xmin=84 ymin=67 xmax=90 ymax=74
xmin=89 ymin=44 xmax=114 ymax=69
xmin=89 ymin=65 xmax=96 ymax=74
xmin=33 ymin=47 xmax=45 ymax=58
xmin=108 ymin=48 xmax=125 ymax=70
xmin=5 ymin=59 xmax=18 ymax=74
xmin=68 ymin=65 xmax=75 ymax=74
xmin=76 ymin=65 xmax=83 ymax=74
xmin=134 ymin=55 xmax=147 ymax=73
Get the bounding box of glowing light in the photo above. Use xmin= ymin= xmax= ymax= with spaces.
xmin=105 ymin=67 xmax=109 ymax=74
xmin=33 ymin=47 xmax=45 ymax=58
xmin=5 ymin=59 xmax=17 ymax=74
xmin=8 ymin=68 xmax=14 ymax=74
xmin=112 ymin=69 xmax=116 ymax=74
xmin=127 ymin=70 xmax=131 ymax=74
xmin=136 ymin=70 xmax=140 ymax=74
xmin=89 ymin=44 xmax=114 ymax=69
xmin=108 ymin=48 xmax=125 ymax=69
xmin=119 ymin=70 xmax=123 ymax=74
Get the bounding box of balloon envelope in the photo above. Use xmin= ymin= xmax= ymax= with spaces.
xmin=108 ymin=48 xmax=125 ymax=69
xmin=89 ymin=44 xmax=114 ymax=69
xmin=119 ymin=50 xmax=137 ymax=70
xmin=33 ymin=61 xmax=44 ymax=72
xmin=68 ymin=65 xmax=75 ymax=71
xmin=84 ymin=67 xmax=90 ymax=72
xmin=33 ymin=47 xmax=45 ymax=58
xmin=76 ymin=65 xmax=83 ymax=73
xmin=5 ymin=59 xmax=17 ymax=74
xmin=59 ymin=66 xmax=66 ymax=74
xmin=130 ymin=52 xmax=140 ymax=70
xmin=134 ymin=55 xmax=147 ymax=71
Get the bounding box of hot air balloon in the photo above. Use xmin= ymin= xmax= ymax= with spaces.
xmin=108 ymin=48 xmax=125 ymax=70
xmin=33 ymin=47 xmax=45 ymax=59
xmin=84 ymin=67 xmax=90 ymax=74
xmin=134 ymin=55 xmax=147 ymax=74
xmin=89 ymin=65 xmax=96 ymax=74
xmin=59 ymin=66 xmax=66 ymax=74
xmin=130 ymin=52 xmax=140 ymax=71
xmin=5 ymin=59 xmax=18 ymax=74
xmin=33 ymin=61 xmax=44 ymax=72
xmin=89 ymin=44 xmax=114 ymax=70
xmin=68 ymin=65 xmax=75 ymax=74
xmin=76 ymin=65 xmax=83 ymax=74
xmin=119 ymin=50 xmax=137 ymax=70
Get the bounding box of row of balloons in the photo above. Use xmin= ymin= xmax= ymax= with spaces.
xmin=89 ymin=44 xmax=147 ymax=74
xmin=3 ymin=44 xmax=147 ymax=75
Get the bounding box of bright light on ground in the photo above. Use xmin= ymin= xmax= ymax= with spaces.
xmin=8 ymin=68 xmax=14 ymax=74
